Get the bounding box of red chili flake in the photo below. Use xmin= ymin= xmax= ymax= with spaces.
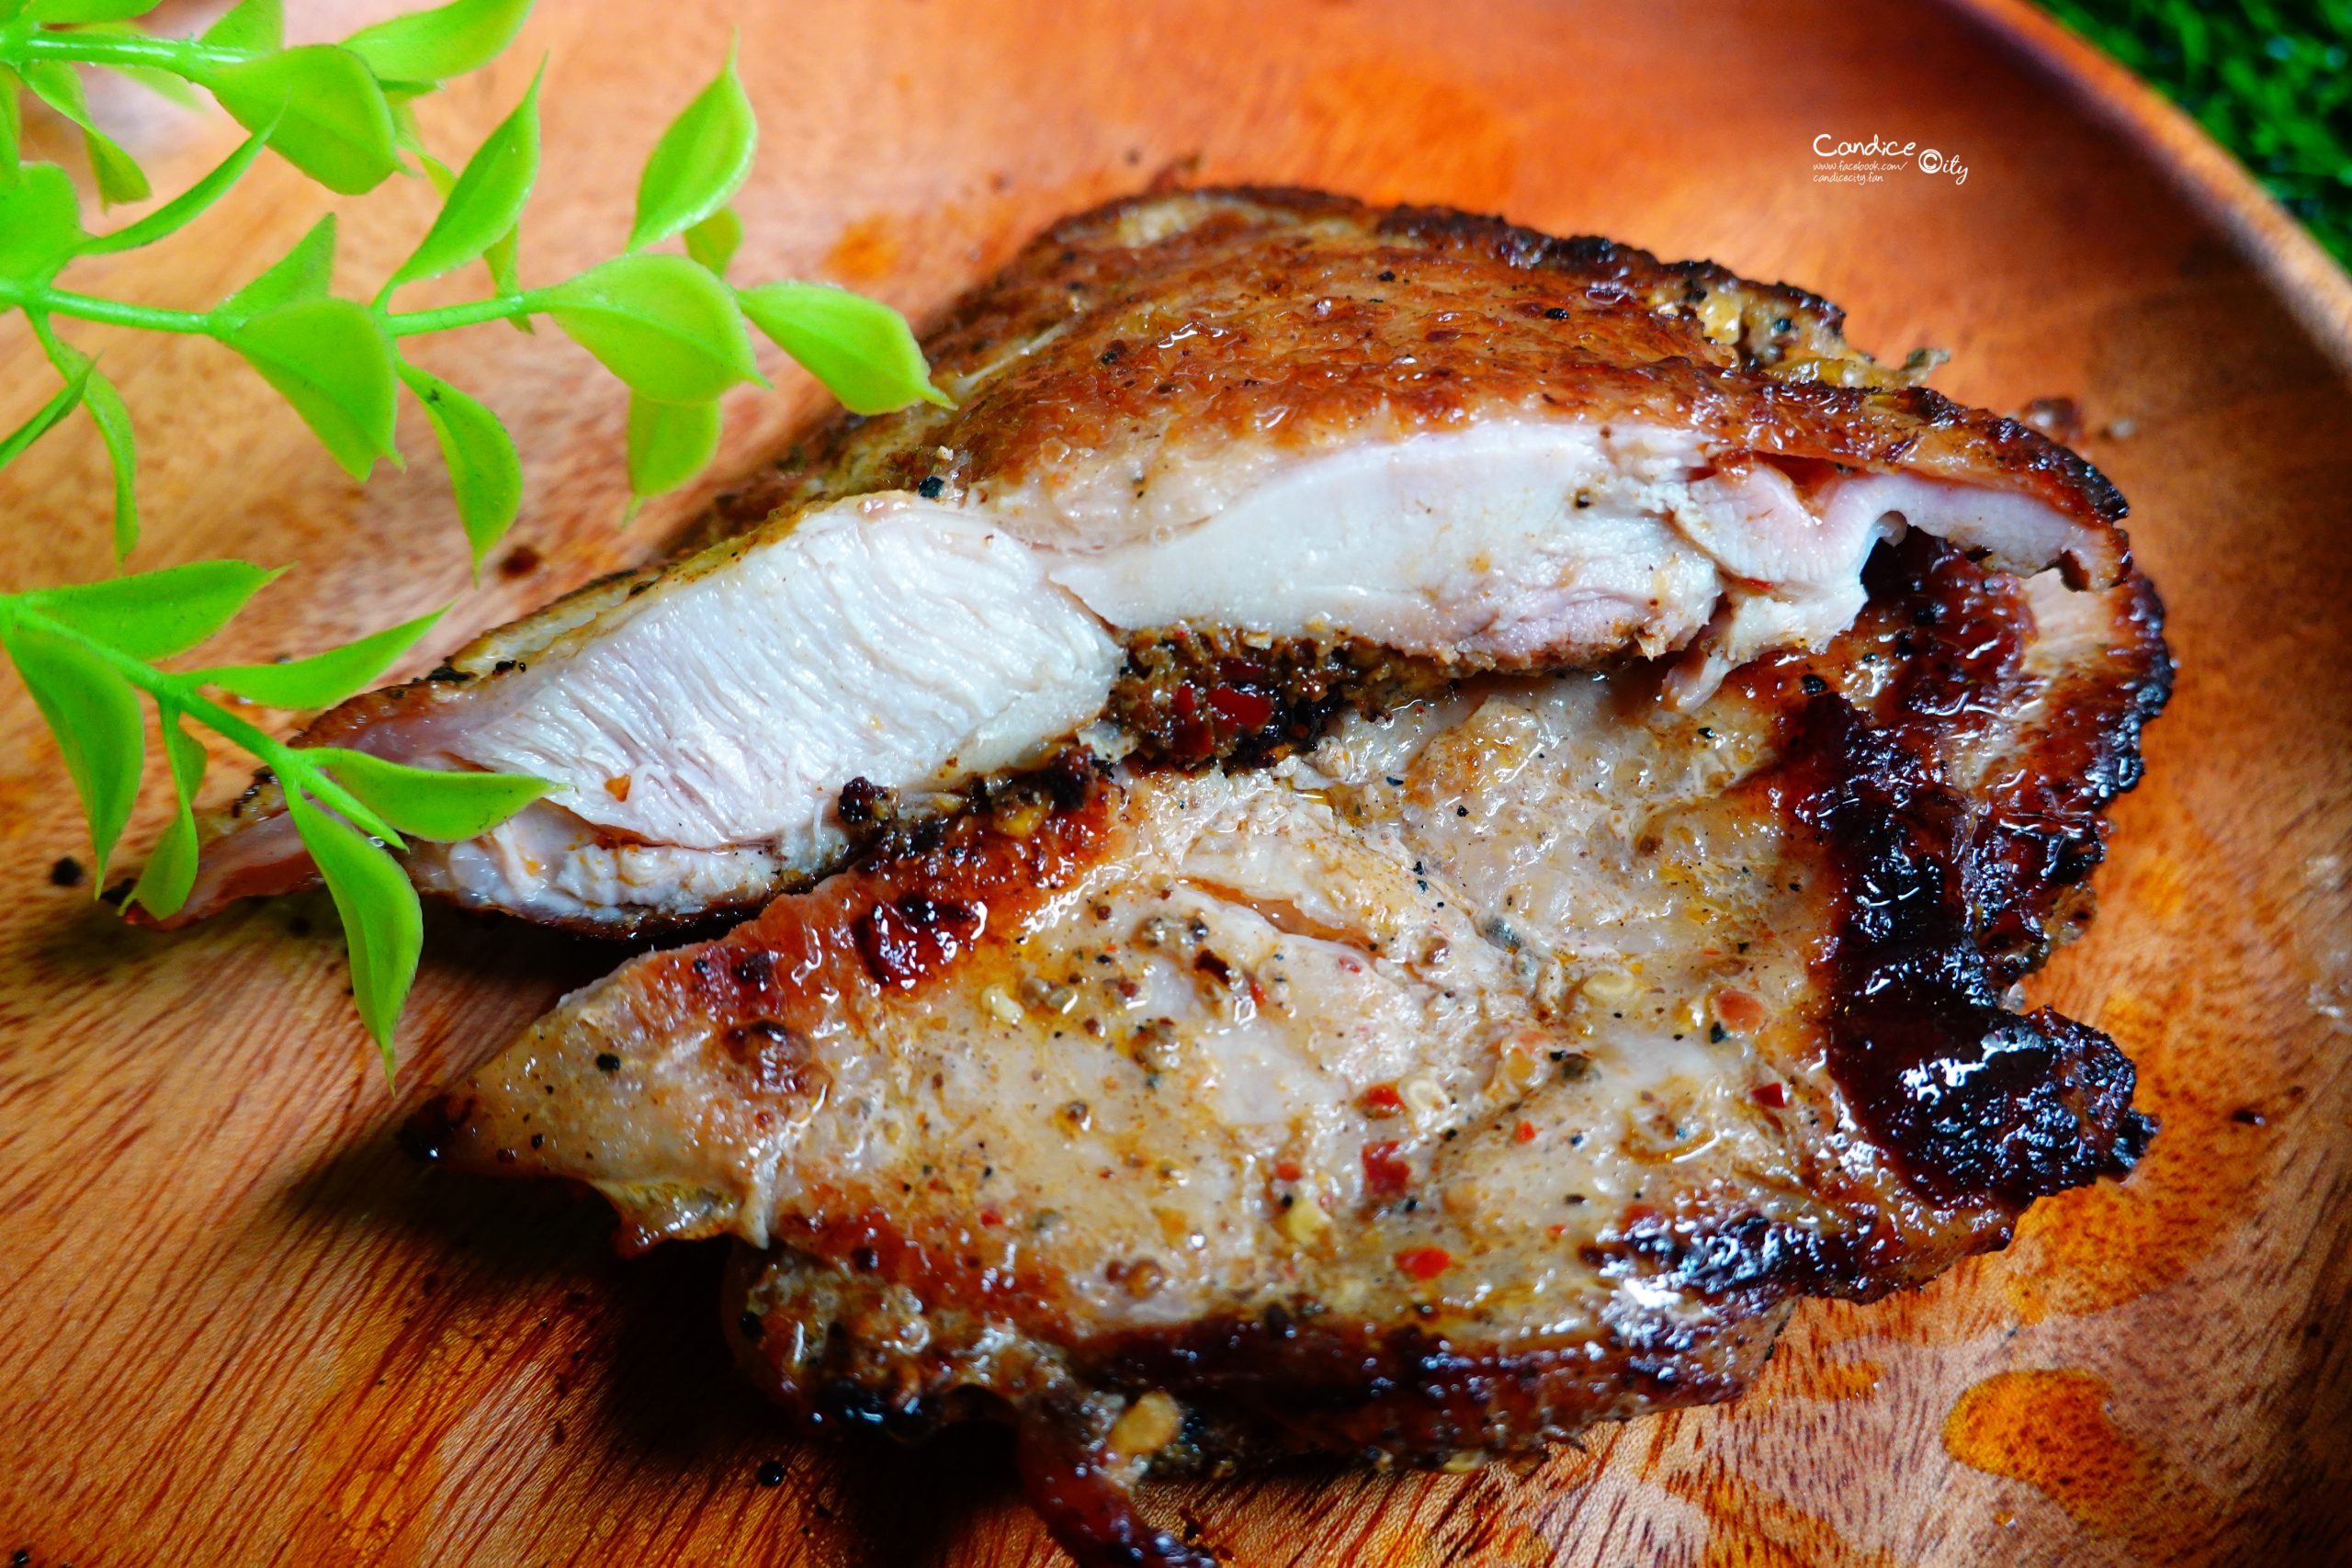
xmin=1751 ymin=1080 xmax=1790 ymax=1108
xmin=1206 ymin=683 xmax=1274 ymax=729
xmin=1513 ymin=1120 xmax=1538 ymax=1144
xmin=1273 ymin=1159 xmax=1303 ymax=1182
xmin=1360 ymin=1083 xmax=1406 ymax=1116
xmin=1713 ymin=989 xmax=1767 ymax=1032
xmin=1215 ymin=656 xmax=1272 ymax=686
xmin=1396 ymin=1247 xmax=1453 ymax=1280
xmin=1546 ymin=1223 xmax=1569 ymax=1239
xmin=980 ymin=1209 xmax=1003 ymax=1227
xmin=1362 ymin=1140 xmax=1411 ymax=1197
xmin=1170 ymin=685 xmax=1199 ymax=716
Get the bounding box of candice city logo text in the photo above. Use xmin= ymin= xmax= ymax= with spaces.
xmin=1810 ymin=133 xmax=1968 ymax=186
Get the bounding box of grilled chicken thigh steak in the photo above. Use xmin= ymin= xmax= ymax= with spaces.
xmin=169 ymin=188 xmax=2129 ymax=935
xmin=413 ymin=525 xmax=2166 ymax=1564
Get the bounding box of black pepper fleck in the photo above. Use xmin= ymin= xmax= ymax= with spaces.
xmin=49 ymin=855 xmax=83 ymax=887
xmin=594 ymin=1052 xmax=621 ymax=1074
xmin=916 ymin=474 xmax=946 ymax=500
xmin=757 ymin=1460 xmax=786 ymax=1487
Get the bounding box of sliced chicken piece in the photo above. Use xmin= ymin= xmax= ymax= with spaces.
xmin=166 ymin=188 xmax=2131 ymax=934
xmin=409 ymin=536 xmax=2168 ymax=1566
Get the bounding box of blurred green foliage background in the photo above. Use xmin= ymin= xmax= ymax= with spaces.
xmin=2041 ymin=0 xmax=2352 ymax=264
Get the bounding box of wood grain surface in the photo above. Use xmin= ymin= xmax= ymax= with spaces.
xmin=3 ymin=1 xmax=2347 ymax=1562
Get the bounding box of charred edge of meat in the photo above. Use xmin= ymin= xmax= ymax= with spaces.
xmin=1975 ymin=569 xmax=2172 ymax=981
xmin=1577 ymin=1201 xmax=2009 ymax=1312
xmin=1036 ymin=185 xmax=1852 ymax=378
xmin=727 ymin=1246 xmax=1771 ymax=1568
xmin=1014 ymin=1408 xmax=1220 ymax=1568
xmin=731 ymin=1236 xmax=1767 ymax=1466
xmin=1373 ymin=201 xmax=1851 ymax=371
xmin=1107 ymin=625 xmax=1462 ymax=769
xmin=1781 ymin=538 xmax=2165 ymax=988
xmin=1080 ymin=1315 xmax=1767 ymax=1472
xmin=1784 ymin=687 xmax=2153 ymax=1207
xmin=1728 ymin=533 xmax=2165 ymax=1209
xmin=723 ymin=1250 xmax=1218 ymax=1568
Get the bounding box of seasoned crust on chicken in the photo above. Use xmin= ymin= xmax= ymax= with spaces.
xmin=762 ymin=187 xmax=2122 ymax=559
xmin=164 ymin=188 xmax=2128 ymax=936
xmin=408 ymin=536 xmax=2167 ymax=1566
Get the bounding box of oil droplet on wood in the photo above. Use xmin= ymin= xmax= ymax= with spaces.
xmin=1940 ymin=1369 xmax=2207 ymax=1548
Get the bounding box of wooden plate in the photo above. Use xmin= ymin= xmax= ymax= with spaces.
xmin=3 ymin=1 xmax=2346 ymax=1562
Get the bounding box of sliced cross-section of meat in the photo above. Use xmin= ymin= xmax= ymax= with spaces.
xmin=163 ymin=188 xmax=2129 ymax=935
xmin=407 ymin=536 xmax=2167 ymax=1566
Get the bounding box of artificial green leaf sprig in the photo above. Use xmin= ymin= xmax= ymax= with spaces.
xmin=0 ymin=3 xmax=955 ymax=1076
xmin=2 ymin=0 xmax=531 ymax=200
xmin=0 ymin=561 xmax=548 ymax=1075
xmin=2 ymin=5 xmax=947 ymax=565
